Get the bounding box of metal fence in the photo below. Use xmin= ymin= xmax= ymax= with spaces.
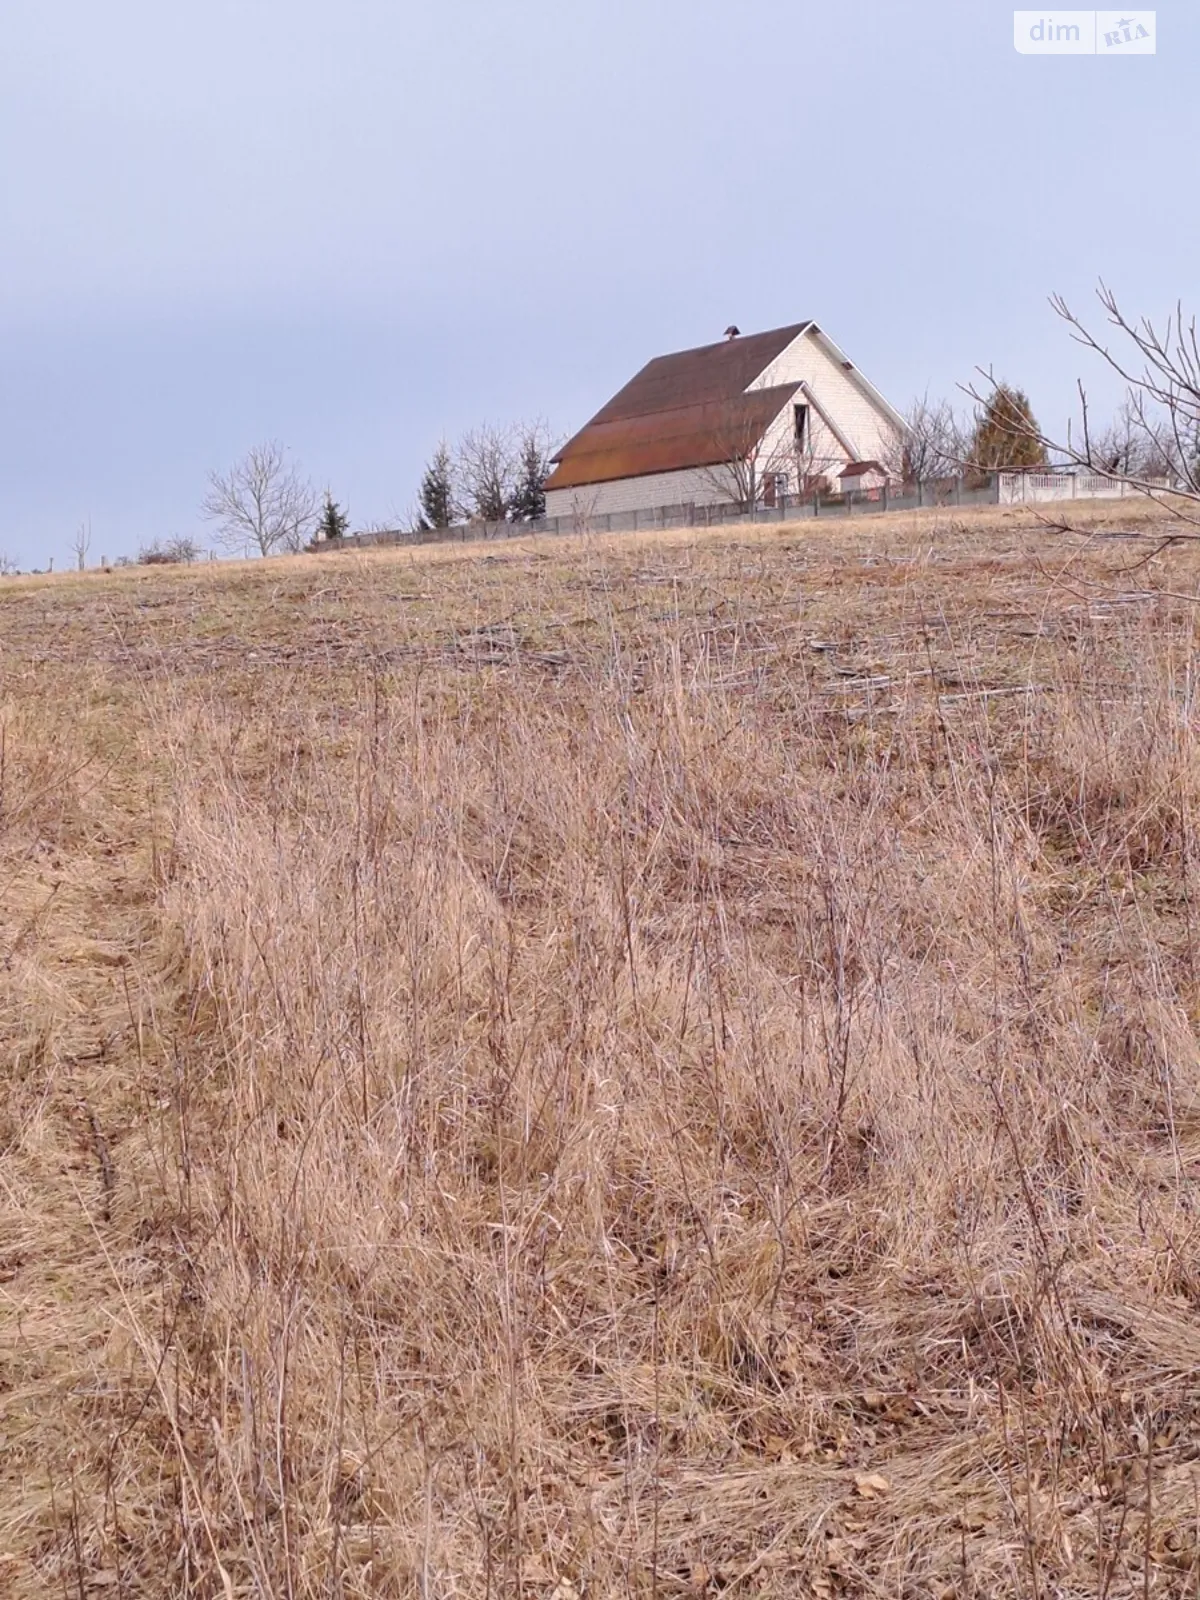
xmin=315 ymin=471 xmax=1169 ymax=554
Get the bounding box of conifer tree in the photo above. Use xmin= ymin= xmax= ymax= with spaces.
xmin=509 ymin=427 xmax=551 ymax=522
xmin=316 ymin=492 xmax=350 ymax=542
xmin=418 ymin=442 xmax=456 ymax=529
xmin=969 ymin=384 xmax=1048 ymax=472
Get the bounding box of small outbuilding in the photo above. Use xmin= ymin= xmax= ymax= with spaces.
xmin=838 ymin=460 xmax=889 ymax=499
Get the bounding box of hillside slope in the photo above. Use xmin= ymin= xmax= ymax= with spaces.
xmin=3 ymin=504 xmax=1200 ymax=1598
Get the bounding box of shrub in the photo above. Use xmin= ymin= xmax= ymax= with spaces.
xmin=138 ymin=536 xmax=203 ymax=565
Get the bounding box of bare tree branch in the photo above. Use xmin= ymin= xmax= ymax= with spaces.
xmin=963 ymin=283 xmax=1200 ymax=529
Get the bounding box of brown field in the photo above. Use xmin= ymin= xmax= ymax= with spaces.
xmin=5 ymin=500 xmax=1200 ymax=1598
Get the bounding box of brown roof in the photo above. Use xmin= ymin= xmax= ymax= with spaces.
xmin=546 ymin=323 xmax=811 ymax=491
xmin=545 ymin=386 xmax=801 ymax=491
xmin=839 ymin=460 xmax=886 ymax=478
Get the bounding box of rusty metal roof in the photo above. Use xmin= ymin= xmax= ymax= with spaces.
xmin=544 ymin=386 xmax=801 ymax=492
xmin=545 ymin=323 xmax=811 ymax=492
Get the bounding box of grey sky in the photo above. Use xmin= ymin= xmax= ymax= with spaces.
xmin=1 ymin=1 xmax=1195 ymax=567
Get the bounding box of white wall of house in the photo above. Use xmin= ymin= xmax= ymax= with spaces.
xmin=545 ymin=464 xmax=748 ymax=521
xmin=750 ymin=327 xmax=901 ymax=487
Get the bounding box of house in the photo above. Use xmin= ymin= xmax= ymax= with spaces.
xmin=543 ymin=321 xmax=904 ymax=519
xmin=838 ymin=460 xmax=889 ymax=499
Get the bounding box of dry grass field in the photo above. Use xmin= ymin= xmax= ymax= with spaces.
xmin=6 ymin=500 xmax=1200 ymax=1598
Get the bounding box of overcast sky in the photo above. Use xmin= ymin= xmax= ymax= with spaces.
xmin=1 ymin=0 xmax=1195 ymax=567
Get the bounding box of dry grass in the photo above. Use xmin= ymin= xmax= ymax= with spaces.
xmin=5 ymin=502 xmax=1200 ymax=1597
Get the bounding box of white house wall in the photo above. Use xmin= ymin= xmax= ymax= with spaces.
xmin=544 ymin=464 xmax=748 ymax=521
xmin=751 ymin=328 xmax=900 ymax=476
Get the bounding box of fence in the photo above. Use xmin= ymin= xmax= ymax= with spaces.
xmin=996 ymin=471 xmax=1171 ymax=504
xmin=315 ymin=471 xmax=1171 ymax=554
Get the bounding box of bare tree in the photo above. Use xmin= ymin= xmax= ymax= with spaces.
xmin=878 ymin=394 xmax=966 ymax=484
xmin=201 ymin=441 xmax=320 ymax=557
xmin=1083 ymin=395 xmax=1183 ymax=479
xmin=1085 ymin=395 xmax=1141 ymax=476
xmin=705 ymin=384 xmax=882 ymax=504
xmin=697 ymin=406 xmax=800 ymax=512
xmin=0 ymin=552 xmax=18 ymax=577
xmin=71 ymin=520 xmax=92 ymax=572
xmin=456 ymin=424 xmax=518 ymax=523
xmin=965 ymin=283 xmax=1200 ymax=523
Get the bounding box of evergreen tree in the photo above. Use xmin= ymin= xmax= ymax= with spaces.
xmin=316 ymin=492 xmax=350 ymax=542
xmin=418 ymin=442 xmax=456 ymax=529
xmin=509 ymin=428 xmax=551 ymax=522
xmin=969 ymin=384 xmax=1048 ymax=472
